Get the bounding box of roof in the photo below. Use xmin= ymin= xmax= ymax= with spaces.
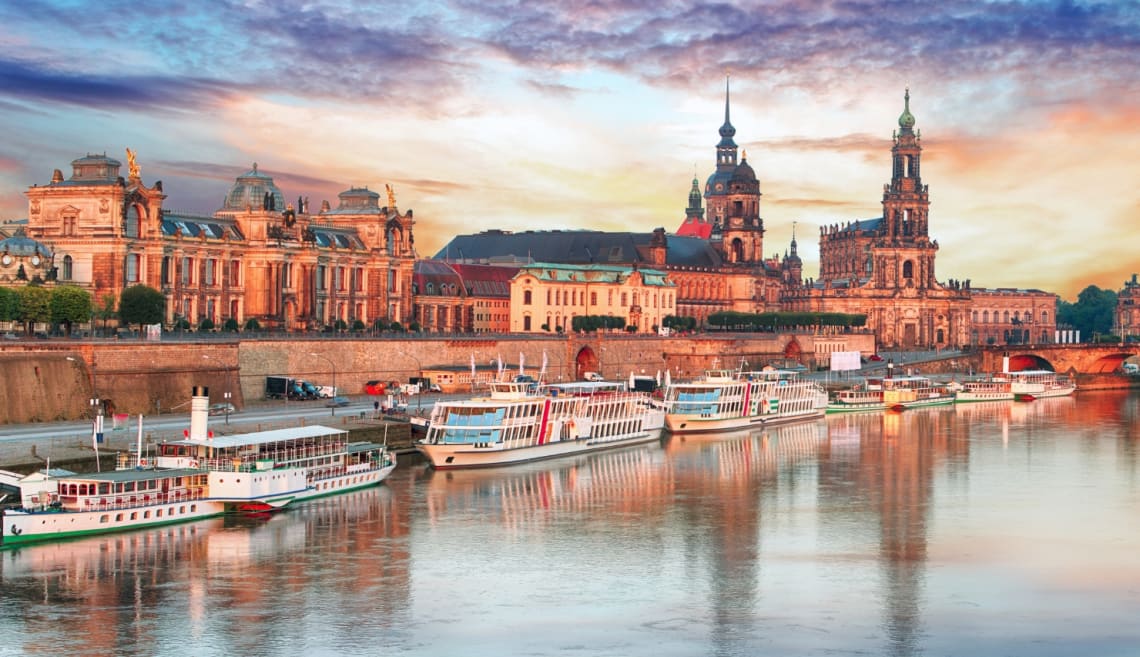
xmin=166 ymin=424 xmax=348 ymax=449
xmin=517 ymin=262 xmax=675 ymax=287
xmin=435 ymin=229 xmax=726 ymax=270
xmin=161 ymin=213 xmax=245 ymax=241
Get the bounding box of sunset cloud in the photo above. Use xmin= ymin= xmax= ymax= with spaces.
xmin=0 ymin=0 xmax=1136 ymax=300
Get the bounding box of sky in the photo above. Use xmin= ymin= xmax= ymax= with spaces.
xmin=0 ymin=1 xmax=1137 ymax=301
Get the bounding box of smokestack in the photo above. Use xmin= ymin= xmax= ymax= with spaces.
xmin=189 ymin=386 xmax=210 ymax=440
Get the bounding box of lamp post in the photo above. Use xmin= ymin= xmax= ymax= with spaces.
xmin=309 ymin=352 xmax=336 ymax=416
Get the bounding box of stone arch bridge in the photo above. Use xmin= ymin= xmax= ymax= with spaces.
xmin=978 ymin=344 xmax=1140 ymax=375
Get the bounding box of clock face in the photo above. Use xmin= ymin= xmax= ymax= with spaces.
xmin=31 ymin=255 xmax=40 ymax=266
xmin=1 ymin=255 xmax=10 ymax=266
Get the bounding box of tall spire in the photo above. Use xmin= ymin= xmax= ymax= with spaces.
xmin=898 ymin=87 xmax=916 ymax=133
xmin=790 ymin=221 xmax=798 ymax=256
xmin=719 ymin=73 xmax=736 ymax=143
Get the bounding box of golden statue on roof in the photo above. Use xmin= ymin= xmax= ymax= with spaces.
xmin=386 ymin=183 xmax=396 ymax=209
xmin=125 ymin=148 xmax=140 ymax=179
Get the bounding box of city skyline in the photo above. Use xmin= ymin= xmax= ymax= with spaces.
xmin=1 ymin=1 xmax=1137 ymax=301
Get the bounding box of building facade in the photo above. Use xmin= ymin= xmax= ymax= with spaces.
xmin=782 ymin=90 xmax=1057 ymax=348
xmin=23 ymin=153 xmax=416 ymax=331
xmin=509 ymin=262 xmax=675 ymax=334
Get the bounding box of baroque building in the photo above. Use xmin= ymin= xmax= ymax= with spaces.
xmin=783 ymin=90 xmax=1057 ymax=348
xmin=23 ymin=152 xmax=416 ymax=331
xmin=1117 ymin=274 xmax=1140 ymax=340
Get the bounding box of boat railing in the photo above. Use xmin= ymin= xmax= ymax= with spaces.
xmin=57 ymin=488 xmax=208 ymax=513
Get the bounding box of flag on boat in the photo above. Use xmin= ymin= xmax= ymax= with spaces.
xmin=470 ymin=353 xmax=476 ymax=381
xmin=519 ymin=352 xmax=525 ymax=376
xmin=497 ymin=354 xmax=504 ymax=378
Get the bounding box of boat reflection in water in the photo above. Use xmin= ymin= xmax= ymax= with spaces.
xmin=0 ymin=486 xmax=409 ymax=657
xmin=423 ymin=440 xmax=673 ymax=527
xmin=663 ymin=418 xmax=829 ymax=476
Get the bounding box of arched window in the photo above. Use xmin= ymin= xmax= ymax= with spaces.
xmin=523 ymin=290 xmax=532 ymax=305
xmin=902 ymin=260 xmax=914 ymax=279
xmin=61 ymin=255 xmax=73 ymax=280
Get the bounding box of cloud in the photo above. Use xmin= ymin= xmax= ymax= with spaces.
xmin=0 ymin=58 xmax=238 ymax=113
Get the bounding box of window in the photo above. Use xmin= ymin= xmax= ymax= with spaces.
xmin=590 ymin=292 xmax=597 ymax=306
xmin=125 ymin=253 xmax=140 ymax=282
xmin=902 ymin=260 xmax=914 ymax=279
xmin=230 ymin=259 xmax=241 ymax=286
xmin=204 ymin=259 xmax=215 ymax=286
xmin=181 ymin=257 xmax=193 ymax=285
xmin=524 ymin=290 xmax=532 ymax=305
xmin=61 ymin=255 xmax=73 ymax=280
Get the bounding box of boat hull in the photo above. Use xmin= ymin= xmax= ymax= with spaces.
xmin=665 ymin=408 xmax=822 ymax=433
xmin=418 ymin=430 xmax=663 ymax=469
xmin=2 ymin=461 xmax=396 ymax=548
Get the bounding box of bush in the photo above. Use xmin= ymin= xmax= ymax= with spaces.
xmin=244 ymin=318 xmax=261 ymax=331
xmin=199 ymin=318 xmax=215 ymax=332
xmin=223 ymin=318 xmax=240 ymax=332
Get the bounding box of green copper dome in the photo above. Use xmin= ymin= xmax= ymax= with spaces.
xmin=898 ymin=88 xmax=916 ymax=130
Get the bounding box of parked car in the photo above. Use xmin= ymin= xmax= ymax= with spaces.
xmin=868 ymin=354 xmax=884 ymax=361
xmin=583 ymin=371 xmax=604 ymax=382
xmin=364 ymin=380 xmax=387 ymax=395
xmin=208 ymin=402 xmax=235 ymax=416
xmin=428 ymin=383 xmax=442 ymax=393
xmin=325 ymin=395 xmax=350 ymax=408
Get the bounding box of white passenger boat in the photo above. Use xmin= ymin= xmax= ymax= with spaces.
xmin=954 ymin=378 xmax=1015 ymax=403
xmin=662 ymin=368 xmax=827 ymax=433
xmin=416 ymin=380 xmax=665 ymax=469
xmin=1 ymin=387 xmax=395 ymax=547
xmin=998 ymin=369 xmax=1076 ymax=400
xmin=826 ymin=378 xmax=885 ymax=413
xmin=828 ymin=375 xmax=954 ymax=413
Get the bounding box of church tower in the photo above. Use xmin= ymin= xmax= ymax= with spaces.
xmin=873 ymin=88 xmax=938 ymax=290
xmin=675 ymin=175 xmax=710 ymax=238
xmin=701 ymin=76 xmax=764 ymax=264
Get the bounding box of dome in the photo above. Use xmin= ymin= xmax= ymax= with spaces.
xmin=898 ymin=89 xmax=916 ymax=131
xmin=69 ymin=153 xmax=122 ymax=183
xmin=731 ymin=159 xmax=757 ymax=184
xmin=0 ymin=233 xmax=52 ymax=257
xmin=222 ymin=163 xmax=286 ymax=212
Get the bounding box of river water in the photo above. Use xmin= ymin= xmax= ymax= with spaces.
xmin=2 ymin=390 xmax=1138 ymax=657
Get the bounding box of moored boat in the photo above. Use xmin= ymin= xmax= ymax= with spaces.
xmin=828 ymin=375 xmax=954 ymax=413
xmin=416 ymin=380 xmax=665 ymax=469
xmin=662 ymin=367 xmax=827 ymax=433
xmin=954 ymin=378 xmax=1014 ymax=403
xmin=826 ymin=378 xmax=885 ymax=413
xmin=2 ymin=387 xmax=395 ymax=547
xmin=999 ymin=369 xmax=1076 ymax=399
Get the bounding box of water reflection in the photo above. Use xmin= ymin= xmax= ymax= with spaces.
xmin=1 ymin=392 xmax=1138 ymax=656
xmin=1 ymin=487 xmax=409 ymax=657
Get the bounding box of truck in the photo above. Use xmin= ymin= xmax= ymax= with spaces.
xmin=266 ymin=376 xmax=316 ymax=400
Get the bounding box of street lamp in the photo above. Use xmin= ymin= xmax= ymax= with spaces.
xmin=309 ymin=352 xmax=336 ymax=415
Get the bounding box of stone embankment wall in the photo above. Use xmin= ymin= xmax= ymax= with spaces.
xmin=0 ymin=332 xmax=874 ymax=424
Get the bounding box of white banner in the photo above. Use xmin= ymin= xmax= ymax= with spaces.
xmin=830 ymin=351 xmax=863 ymax=372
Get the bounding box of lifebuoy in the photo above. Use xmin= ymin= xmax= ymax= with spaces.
xmin=10 ymin=525 xmax=21 ymax=536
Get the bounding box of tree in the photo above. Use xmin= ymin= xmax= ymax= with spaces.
xmin=49 ymin=285 xmax=93 ymax=334
xmin=0 ymin=287 xmax=20 ymax=322
xmin=18 ymin=285 xmax=51 ymax=328
xmin=118 ymin=285 xmax=165 ymax=333
xmin=1058 ymin=285 xmax=1117 ymax=340
xmin=223 ymin=318 xmax=240 ymax=332
xmin=199 ymin=318 xmax=215 ymax=332
xmin=94 ymin=293 xmax=116 ymax=335
xmin=244 ymin=318 xmax=261 ymax=331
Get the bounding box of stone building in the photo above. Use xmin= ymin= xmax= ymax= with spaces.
xmin=783 ymin=90 xmax=1057 ymax=348
xmin=22 ymin=153 xmax=416 ymax=331
xmin=411 ymin=260 xmax=514 ymax=333
xmin=509 ymin=262 xmax=674 ymax=334
xmin=1117 ymin=274 xmax=1140 ymax=340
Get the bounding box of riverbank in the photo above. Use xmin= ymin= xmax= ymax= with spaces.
xmin=0 ymin=412 xmax=421 ymax=476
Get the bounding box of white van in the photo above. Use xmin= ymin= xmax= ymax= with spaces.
xmin=583 ymin=372 xmax=604 ymax=382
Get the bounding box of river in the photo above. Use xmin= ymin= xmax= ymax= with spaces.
xmin=1 ymin=390 xmax=1137 ymax=656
